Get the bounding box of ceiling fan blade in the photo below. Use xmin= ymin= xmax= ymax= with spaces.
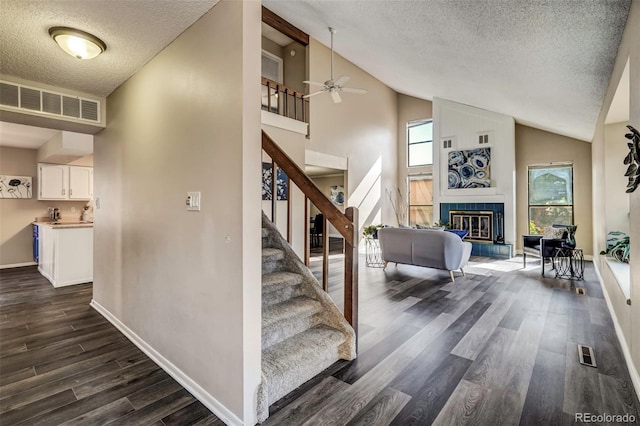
xmin=331 ymin=90 xmax=342 ymax=103
xmin=303 ymin=90 xmax=326 ymax=99
xmin=341 ymin=87 xmax=368 ymax=95
xmin=303 ymin=80 xmax=326 ymax=87
xmin=333 ymin=75 xmax=350 ymax=86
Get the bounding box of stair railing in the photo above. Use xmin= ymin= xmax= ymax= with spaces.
xmin=261 ymin=77 xmax=309 ymax=123
xmin=262 ymin=130 xmax=358 ymax=333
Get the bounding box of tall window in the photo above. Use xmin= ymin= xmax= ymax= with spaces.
xmin=409 ymin=177 xmax=433 ymax=226
xmin=408 ymin=120 xmax=433 ymax=167
xmin=528 ymin=164 xmax=574 ymax=234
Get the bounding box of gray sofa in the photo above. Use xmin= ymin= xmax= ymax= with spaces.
xmin=377 ymin=227 xmax=473 ymax=281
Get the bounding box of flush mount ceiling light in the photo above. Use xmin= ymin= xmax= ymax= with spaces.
xmin=49 ymin=27 xmax=106 ymax=60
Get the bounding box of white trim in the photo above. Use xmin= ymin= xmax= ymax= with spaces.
xmin=90 ymin=299 xmax=244 ymax=426
xmin=50 ymin=277 xmax=92 ymax=287
xmin=0 ymin=261 xmax=37 ymax=269
xmin=603 ymin=256 xmax=631 ymax=301
xmin=305 ymin=149 xmax=348 ymax=170
xmin=261 ymin=111 xmax=308 ymax=135
xmin=593 ymin=262 xmax=640 ymax=397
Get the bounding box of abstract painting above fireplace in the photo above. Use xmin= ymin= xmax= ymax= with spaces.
xmin=447 ymin=148 xmax=491 ymax=189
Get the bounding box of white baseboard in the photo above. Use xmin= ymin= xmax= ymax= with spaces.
xmin=593 ymin=262 xmax=640 ymax=397
xmin=90 ymin=299 xmax=243 ymax=426
xmin=0 ymin=261 xmax=37 ymax=269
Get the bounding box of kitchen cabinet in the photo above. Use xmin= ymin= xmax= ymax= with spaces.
xmin=38 ymin=164 xmax=93 ymax=200
xmin=36 ymin=223 xmax=93 ymax=287
xmin=68 ymin=166 xmax=93 ymax=199
xmin=39 ymin=164 xmax=68 ymax=200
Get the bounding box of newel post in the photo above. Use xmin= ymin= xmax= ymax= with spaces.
xmin=344 ymin=207 xmax=359 ymax=343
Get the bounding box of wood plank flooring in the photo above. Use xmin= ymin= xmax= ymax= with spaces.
xmin=0 ymin=266 xmax=223 ymax=426
xmin=2 ymin=256 xmax=639 ymax=425
xmin=267 ymin=256 xmax=640 ymax=425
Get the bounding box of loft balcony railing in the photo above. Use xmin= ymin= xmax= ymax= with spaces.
xmin=261 ymin=77 xmax=309 ymax=124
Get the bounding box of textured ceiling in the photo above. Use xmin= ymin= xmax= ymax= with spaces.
xmin=0 ymin=0 xmax=218 ymax=98
xmin=263 ymin=0 xmax=630 ymax=141
xmin=0 ymin=1 xmax=630 ymax=141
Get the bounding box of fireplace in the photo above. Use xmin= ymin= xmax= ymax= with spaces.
xmin=449 ymin=210 xmax=493 ymax=243
xmin=440 ymin=202 xmax=512 ymax=258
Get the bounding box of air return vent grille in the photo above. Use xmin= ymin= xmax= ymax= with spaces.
xmin=81 ymin=99 xmax=98 ymax=121
xmin=0 ymin=80 xmax=102 ymax=125
xmin=0 ymin=83 xmax=19 ymax=107
xmin=42 ymin=92 xmax=62 ymax=115
xmin=20 ymin=87 xmax=41 ymax=111
xmin=63 ymin=96 xmax=80 ymax=118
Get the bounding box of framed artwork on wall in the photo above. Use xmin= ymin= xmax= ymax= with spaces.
xmin=330 ymin=185 xmax=345 ymax=205
xmin=0 ymin=175 xmax=32 ymax=198
xmin=447 ymin=148 xmax=491 ymax=189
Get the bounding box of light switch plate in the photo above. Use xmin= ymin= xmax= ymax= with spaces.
xmin=186 ymin=192 xmax=201 ymax=211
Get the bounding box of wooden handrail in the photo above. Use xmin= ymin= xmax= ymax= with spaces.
xmin=261 ymin=77 xmax=306 ymax=99
xmin=262 ymin=131 xmax=355 ymax=246
xmin=262 ymin=130 xmax=358 ymax=333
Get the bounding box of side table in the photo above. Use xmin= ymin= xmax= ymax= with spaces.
xmin=553 ymin=247 xmax=584 ymax=280
xmin=365 ymin=237 xmax=384 ymax=268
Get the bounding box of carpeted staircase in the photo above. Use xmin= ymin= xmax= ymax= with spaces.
xmin=257 ymin=213 xmax=356 ymax=423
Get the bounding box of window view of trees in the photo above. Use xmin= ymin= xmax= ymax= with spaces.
xmin=409 ymin=178 xmax=433 ymax=226
xmin=528 ymin=165 xmax=573 ymax=234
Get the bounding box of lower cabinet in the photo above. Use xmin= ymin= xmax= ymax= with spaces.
xmin=38 ymin=225 xmax=93 ymax=287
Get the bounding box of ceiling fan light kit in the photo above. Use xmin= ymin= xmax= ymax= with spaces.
xmin=49 ymin=26 xmax=107 ymax=60
xmin=303 ymin=27 xmax=367 ymax=103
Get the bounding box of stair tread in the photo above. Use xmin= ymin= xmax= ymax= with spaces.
xmin=262 ymin=247 xmax=285 ymax=260
xmin=262 ymin=296 xmax=320 ymax=328
xmin=262 ymin=325 xmax=345 ymax=374
xmin=262 ymin=271 xmax=303 ymax=292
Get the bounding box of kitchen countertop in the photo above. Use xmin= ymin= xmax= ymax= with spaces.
xmin=33 ymin=221 xmax=94 ymax=229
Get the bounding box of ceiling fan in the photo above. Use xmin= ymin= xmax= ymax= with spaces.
xmin=303 ymin=27 xmax=368 ymax=103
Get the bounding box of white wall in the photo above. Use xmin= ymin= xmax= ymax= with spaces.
xmin=93 ymin=1 xmax=262 ymax=424
xmin=307 ymin=38 xmax=398 ymax=236
xmin=604 ymin=121 xmax=631 ymax=235
xmin=591 ymin=0 xmax=640 ymax=396
xmin=433 ymin=98 xmax=516 ymax=245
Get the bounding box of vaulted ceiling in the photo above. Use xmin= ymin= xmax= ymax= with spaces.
xmin=0 ymin=0 xmax=631 ymax=142
xmin=264 ymin=0 xmax=631 ymax=141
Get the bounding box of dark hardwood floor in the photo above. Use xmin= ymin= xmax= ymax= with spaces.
xmin=0 ymin=266 xmax=223 ymax=426
xmin=268 ymin=255 xmax=640 ymax=425
xmin=2 ymin=256 xmax=639 ymax=425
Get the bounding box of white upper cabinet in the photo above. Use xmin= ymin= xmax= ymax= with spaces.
xmin=38 ymin=164 xmax=93 ymax=201
xmin=68 ymin=167 xmax=93 ymax=200
xmin=39 ymin=164 xmax=68 ymax=200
